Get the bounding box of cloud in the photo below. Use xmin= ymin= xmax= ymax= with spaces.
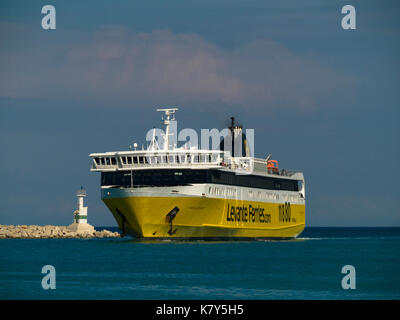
xmin=0 ymin=23 xmax=355 ymax=111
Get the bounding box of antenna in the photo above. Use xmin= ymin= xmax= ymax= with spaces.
xmin=157 ymin=107 xmax=178 ymax=121
xmin=156 ymin=107 xmax=179 ymax=150
xmin=156 ymin=107 xmax=179 ymax=114
xmin=230 ymin=117 xmax=235 ymax=157
xmin=148 ymin=126 xmax=160 ymax=151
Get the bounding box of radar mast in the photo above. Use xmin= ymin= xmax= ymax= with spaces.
xmin=156 ymin=107 xmax=178 ymax=151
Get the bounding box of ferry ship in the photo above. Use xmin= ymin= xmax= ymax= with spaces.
xmin=89 ymin=108 xmax=305 ymax=239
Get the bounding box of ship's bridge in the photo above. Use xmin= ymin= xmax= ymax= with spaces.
xmin=90 ymin=149 xmax=228 ymax=171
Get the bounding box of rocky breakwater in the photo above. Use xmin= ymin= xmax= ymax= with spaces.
xmin=0 ymin=225 xmax=121 ymax=239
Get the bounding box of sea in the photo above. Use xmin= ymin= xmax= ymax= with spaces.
xmin=0 ymin=227 xmax=399 ymax=300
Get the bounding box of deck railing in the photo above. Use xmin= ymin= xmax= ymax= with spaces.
xmin=89 ymin=150 xmax=302 ymax=177
xmin=90 ymin=150 xmax=226 ymax=171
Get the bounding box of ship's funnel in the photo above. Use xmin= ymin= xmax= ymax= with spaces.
xmin=219 ymin=117 xmax=251 ymax=157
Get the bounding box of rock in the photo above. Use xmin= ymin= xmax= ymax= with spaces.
xmin=0 ymin=225 xmax=121 ymax=239
xmin=42 ymin=230 xmax=51 ymax=237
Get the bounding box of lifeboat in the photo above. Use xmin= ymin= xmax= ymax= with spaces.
xmin=267 ymin=159 xmax=279 ymax=174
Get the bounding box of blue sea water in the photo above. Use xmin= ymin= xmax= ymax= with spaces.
xmin=0 ymin=227 xmax=399 ymax=300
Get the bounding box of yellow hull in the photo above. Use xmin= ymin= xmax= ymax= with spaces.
xmin=103 ymin=194 xmax=306 ymax=239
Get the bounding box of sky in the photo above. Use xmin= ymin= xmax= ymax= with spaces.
xmin=0 ymin=0 xmax=399 ymax=227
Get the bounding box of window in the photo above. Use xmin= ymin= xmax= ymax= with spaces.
xmin=100 ymin=169 xmax=299 ymax=191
